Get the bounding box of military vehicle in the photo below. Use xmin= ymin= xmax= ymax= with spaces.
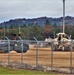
xmin=51 ymin=33 xmax=72 ymax=51
xmin=0 ymin=34 xmax=29 ymax=53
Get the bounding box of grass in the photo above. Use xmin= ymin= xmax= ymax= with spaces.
xmin=0 ymin=66 xmax=57 ymax=75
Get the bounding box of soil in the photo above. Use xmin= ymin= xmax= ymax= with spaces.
xmin=0 ymin=45 xmax=74 ymax=75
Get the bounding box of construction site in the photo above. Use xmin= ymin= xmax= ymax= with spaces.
xmin=0 ymin=0 xmax=74 ymax=75
xmin=0 ymin=39 xmax=74 ymax=74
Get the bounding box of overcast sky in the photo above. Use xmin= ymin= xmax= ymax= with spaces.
xmin=0 ymin=0 xmax=74 ymax=23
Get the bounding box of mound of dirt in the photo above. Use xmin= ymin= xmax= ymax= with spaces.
xmin=9 ymin=51 xmax=17 ymax=53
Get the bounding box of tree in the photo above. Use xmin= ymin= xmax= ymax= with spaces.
xmin=42 ymin=20 xmax=53 ymax=38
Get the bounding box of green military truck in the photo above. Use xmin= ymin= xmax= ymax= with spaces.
xmin=0 ymin=34 xmax=29 ymax=53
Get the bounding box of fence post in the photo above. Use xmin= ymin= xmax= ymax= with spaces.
xmin=70 ymin=40 xmax=73 ymax=74
xmin=33 ymin=37 xmax=38 ymax=70
xmin=5 ymin=37 xmax=10 ymax=65
xmin=19 ymin=37 xmax=23 ymax=66
xmin=51 ymin=41 xmax=53 ymax=70
xmin=21 ymin=40 xmax=23 ymax=65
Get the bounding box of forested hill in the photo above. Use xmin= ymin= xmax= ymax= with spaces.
xmin=0 ymin=16 xmax=74 ymax=28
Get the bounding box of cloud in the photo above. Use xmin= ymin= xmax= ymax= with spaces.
xmin=0 ymin=0 xmax=74 ymax=23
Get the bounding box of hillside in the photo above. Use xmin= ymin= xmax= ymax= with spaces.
xmin=0 ymin=16 xmax=74 ymax=28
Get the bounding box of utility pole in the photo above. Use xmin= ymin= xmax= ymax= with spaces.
xmin=19 ymin=25 xmax=21 ymax=34
xmin=62 ymin=0 xmax=65 ymax=33
xmin=4 ymin=23 xmax=6 ymax=40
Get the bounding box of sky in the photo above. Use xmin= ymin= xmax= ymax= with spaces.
xmin=0 ymin=0 xmax=74 ymax=23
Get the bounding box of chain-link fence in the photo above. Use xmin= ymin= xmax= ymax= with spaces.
xmin=0 ymin=39 xmax=74 ymax=74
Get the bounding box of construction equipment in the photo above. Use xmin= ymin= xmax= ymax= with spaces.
xmin=45 ymin=36 xmax=53 ymax=46
xmin=51 ymin=33 xmax=72 ymax=51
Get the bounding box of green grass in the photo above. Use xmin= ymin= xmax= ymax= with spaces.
xmin=0 ymin=66 xmax=57 ymax=75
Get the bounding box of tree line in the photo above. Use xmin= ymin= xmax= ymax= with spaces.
xmin=0 ymin=20 xmax=74 ymax=40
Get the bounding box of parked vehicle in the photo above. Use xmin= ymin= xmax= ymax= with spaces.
xmin=51 ymin=33 xmax=72 ymax=51
xmin=0 ymin=34 xmax=29 ymax=53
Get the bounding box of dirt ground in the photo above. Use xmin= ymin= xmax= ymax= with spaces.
xmin=0 ymin=45 xmax=74 ymax=68
xmin=0 ymin=45 xmax=74 ymax=74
